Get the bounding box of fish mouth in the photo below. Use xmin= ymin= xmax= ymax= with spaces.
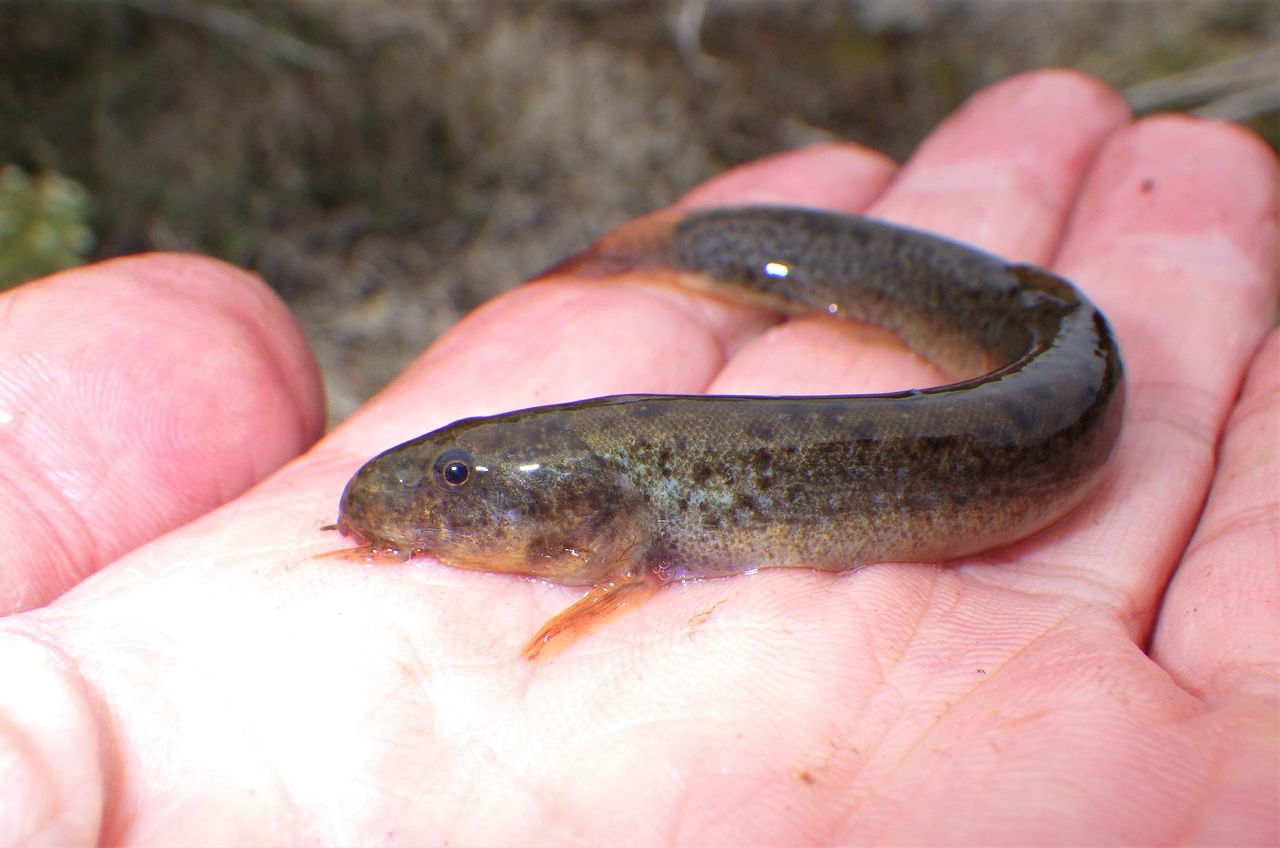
xmin=324 ymin=512 xmax=412 ymax=561
xmin=335 ymin=512 xmax=370 ymax=543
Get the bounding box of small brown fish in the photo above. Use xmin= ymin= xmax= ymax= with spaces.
xmin=333 ymin=206 xmax=1125 ymax=658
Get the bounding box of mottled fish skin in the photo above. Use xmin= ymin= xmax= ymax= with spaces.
xmin=334 ymin=206 xmax=1124 ymax=654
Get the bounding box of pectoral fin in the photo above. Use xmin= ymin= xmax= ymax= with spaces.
xmin=523 ymin=577 xmax=657 ymax=660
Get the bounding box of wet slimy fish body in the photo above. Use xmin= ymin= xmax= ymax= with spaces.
xmin=334 ymin=207 xmax=1125 ymax=657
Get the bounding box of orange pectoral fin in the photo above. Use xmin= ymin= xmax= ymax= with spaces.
xmin=523 ymin=578 xmax=658 ymax=660
xmin=313 ymin=544 xmax=410 ymax=564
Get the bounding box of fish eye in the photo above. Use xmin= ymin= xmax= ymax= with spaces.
xmin=432 ymin=448 xmax=474 ymax=490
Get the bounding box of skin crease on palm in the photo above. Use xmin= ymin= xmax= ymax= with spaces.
xmin=0 ymin=70 xmax=1276 ymax=846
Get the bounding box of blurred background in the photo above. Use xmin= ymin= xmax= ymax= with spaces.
xmin=1 ymin=0 xmax=1276 ymax=421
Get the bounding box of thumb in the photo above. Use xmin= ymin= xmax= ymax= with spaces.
xmin=0 ymin=253 xmax=325 ymax=613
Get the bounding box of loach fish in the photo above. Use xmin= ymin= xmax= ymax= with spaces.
xmin=332 ymin=206 xmax=1125 ymax=659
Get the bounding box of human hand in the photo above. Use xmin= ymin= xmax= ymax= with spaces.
xmin=2 ymin=70 xmax=1276 ymax=845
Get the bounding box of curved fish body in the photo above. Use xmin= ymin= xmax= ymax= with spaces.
xmin=335 ymin=207 xmax=1125 ymax=656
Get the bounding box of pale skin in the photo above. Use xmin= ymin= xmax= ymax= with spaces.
xmin=0 ymin=70 xmax=1276 ymax=845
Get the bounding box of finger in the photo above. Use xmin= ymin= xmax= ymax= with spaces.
xmin=875 ymin=70 xmax=1129 ymax=260
xmin=680 ymin=139 xmax=895 ymax=209
xmin=1153 ymin=329 xmax=1280 ymax=700
xmin=1036 ymin=117 xmax=1279 ymax=627
xmin=0 ymin=254 xmax=325 ymax=613
xmin=1149 ymin=329 xmax=1280 ymax=842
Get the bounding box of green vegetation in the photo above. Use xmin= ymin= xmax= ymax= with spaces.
xmin=0 ymin=165 xmax=94 ymax=289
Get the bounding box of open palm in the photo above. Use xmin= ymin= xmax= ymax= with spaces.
xmin=2 ymin=71 xmax=1276 ymax=845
